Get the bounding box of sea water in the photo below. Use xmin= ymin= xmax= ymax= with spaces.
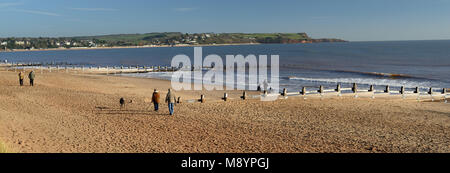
xmin=1 ymin=40 xmax=449 ymax=92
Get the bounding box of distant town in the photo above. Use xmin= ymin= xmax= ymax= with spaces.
xmin=0 ymin=32 xmax=346 ymax=51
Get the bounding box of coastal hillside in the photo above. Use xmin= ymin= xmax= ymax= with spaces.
xmin=74 ymin=32 xmax=346 ymax=45
xmin=0 ymin=33 xmax=346 ymax=50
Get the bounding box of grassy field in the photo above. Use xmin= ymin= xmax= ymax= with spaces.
xmin=239 ymin=33 xmax=309 ymax=40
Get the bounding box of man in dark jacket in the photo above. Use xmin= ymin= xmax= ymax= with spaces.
xmin=28 ymin=71 xmax=35 ymax=86
xmin=151 ymin=89 xmax=160 ymax=111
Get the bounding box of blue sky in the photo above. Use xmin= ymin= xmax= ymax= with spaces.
xmin=1 ymin=0 xmax=450 ymax=41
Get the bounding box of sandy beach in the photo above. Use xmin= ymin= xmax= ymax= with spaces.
xmin=0 ymin=69 xmax=449 ymax=153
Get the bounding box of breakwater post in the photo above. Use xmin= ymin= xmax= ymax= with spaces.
xmin=223 ymin=93 xmax=228 ymax=101
xmin=200 ymin=95 xmax=205 ymax=103
xmin=335 ymin=84 xmax=341 ymax=94
xmin=352 ymin=83 xmax=358 ymax=93
xmin=242 ymin=91 xmax=247 ymax=100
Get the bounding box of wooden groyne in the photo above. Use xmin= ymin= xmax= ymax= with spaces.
xmin=182 ymin=83 xmax=449 ymax=103
xmin=0 ymin=63 xmax=178 ymax=74
xmin=0 ymin=61 xmax=217 ymax=74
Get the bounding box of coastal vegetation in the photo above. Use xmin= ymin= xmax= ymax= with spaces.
xmin=0 ymin=32 xmax=346 ymax=51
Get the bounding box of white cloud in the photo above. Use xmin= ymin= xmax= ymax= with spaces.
xmin=0 ymin=2 xmax=23 ymax=8
xmin=70 ymin=8 xmax=118 ymax=12
xmin=1 ymin=2 xmax=60 ymax=17
xmin=14 ymin=9 xmax=61 ymax=16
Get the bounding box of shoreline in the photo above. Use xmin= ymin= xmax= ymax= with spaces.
xmin=0 ymin=43 xmax=263 ymax=53
xmin=1 ymin=64 xmax=449 ymax=97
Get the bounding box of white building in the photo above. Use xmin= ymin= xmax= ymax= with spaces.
xmin=88 ymin=41 xmax=96 ymax=47
xmin=0 ymin=41 xmax=7 ymax=46
xmin=15 ymin=41 xmax=25 ymax=45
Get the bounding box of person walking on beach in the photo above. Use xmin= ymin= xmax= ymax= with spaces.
xmin=151 ymin=89 xmax=160 ymax=112
xmin=165 ymin=89 xmax=176 ymax=115
xmin=28 ymin=70 xmax=35 ymax=86
xmin=18 ymin=71 xmax=25 ymax=86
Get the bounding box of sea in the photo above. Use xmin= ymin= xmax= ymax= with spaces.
xmin=1 ymin=40 xmax=450 ymax=92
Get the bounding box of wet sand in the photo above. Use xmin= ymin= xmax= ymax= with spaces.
xmin=0 ymin=70 xmax=449 ymax=153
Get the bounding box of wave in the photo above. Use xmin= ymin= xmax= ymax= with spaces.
xmin=288 ymin=77 xmax=436 ymax=88
xmin=335 ymin=70 xmax=409 ymax=78
xmin=280 ymin=65 xmax=435 ymax=80
xmin=326 ymin=69 xmax=428 ymax=79
xmin=117 ymin=72 xmax=282 ymax=90
xmin=117 ymin=71 xmax=444 ymax=89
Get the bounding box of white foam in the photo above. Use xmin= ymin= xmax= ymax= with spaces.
xmin=288 ymin=77 xmax=435 ymax=88
xmin=117 ymin=72 xmax=279 ymax=90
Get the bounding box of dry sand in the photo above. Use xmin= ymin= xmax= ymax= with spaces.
xmin=0 ymin=69 xmax=449 ymax=153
